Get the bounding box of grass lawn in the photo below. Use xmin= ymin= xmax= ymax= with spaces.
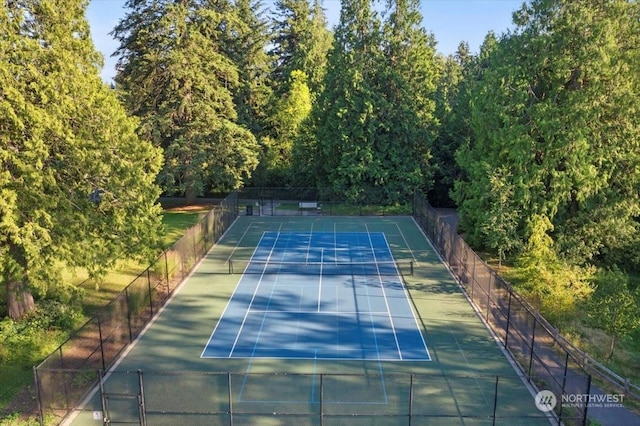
xmin=274 ymin=201 xmax=412 ymax=215
xmin=67 ymin=206 xmax=211 ymax=315
xmin=0 ymin=204 xmax=214 ymax=421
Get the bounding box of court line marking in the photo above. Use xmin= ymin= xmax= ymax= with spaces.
xmin=206 ymin=230 xmax=431 ymax=362
xmin=364 ymin=224 xmax=403 ymax=360
xmin=317 ymin=248 xmax=323 ymax=312
xmin=382 ymin=232 xmax=431 ymax=361
xmin=239 ymin=230 xmax=299 ymax=362
xmin=229 ymin=233 xmax=280 ymax=357
xmin=201 ymin=231 xmax=270 ymax=358
xmin=246 ymin=310 xmax=391 ymax=315
xmin=306 ymin=230 xmax=313 ymax=264
xmin=247 ymin=274 xmax=280 ymax=357
xmin=225 ymin=221 xmax=254 ymax=264
xmin=394 ymin=221 xmax=419 ymax=264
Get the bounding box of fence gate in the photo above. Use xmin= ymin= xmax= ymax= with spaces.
xmin=99 ymin=370 xmax=146 ymax=426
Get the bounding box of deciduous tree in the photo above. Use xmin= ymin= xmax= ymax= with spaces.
xmin=587 ymin=267 xmax=640 ymax=359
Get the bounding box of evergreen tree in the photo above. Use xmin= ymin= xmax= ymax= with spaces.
xmin=1 ymin=0 xmax=162 ymax=319
xmin=247 ymin=0 xmax=332 ymax=186
xmin=314 ymin=0 xmax=438 ymax=203
xmin=113 ymin=0 xmax=259 ymax=202
xmin=227 ymin=0 xmax=272 ymax=135
xmin=305 ymin=0 xmax=333 ymax=95
xmin=377 ymin=0 xmax=438 ymax=202
xmin=262 ymin=70 xmax=312 ymax=185
xmin=430 ymin=42 xmax=470 ymax=206
xmin=454 ymin=0 xmax=640 ymax=267
xmin=451 ymin=32 xmax=500 ymax=246
xmin=314 ymin=0 xmax=385 ymax=201
xmin=270 ymin=0 xmax=332 ymax=96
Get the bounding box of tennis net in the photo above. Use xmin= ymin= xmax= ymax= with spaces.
xmin=228 ymin=259 xmax=413 ymax=276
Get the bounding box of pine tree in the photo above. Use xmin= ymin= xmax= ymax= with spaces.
xmin=1 ymin=0 xmax=162 ymax=319
xmin=113 ymin=0 xmax=259 ymax=202
xmin=270 ymin=0 xmax=312 ymax=95
xmin=305 ymin=0 xmax=333 ymax=95
xmin=451 ymin=32 xmax=500 ymax=247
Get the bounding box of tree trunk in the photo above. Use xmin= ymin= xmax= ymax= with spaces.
xmin=6 ymin=278 xmax=35 ymax=320
xmin=607 ymin=335 xmax=616 ymax=360
xmin=185 ymin=185 xmax=197 ymax=205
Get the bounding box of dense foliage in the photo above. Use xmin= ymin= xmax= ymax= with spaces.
xmin=2 ymin=0 xmax=639 ymax=406
xmin=0 ymin=0 xmax=162 ymax=320
xmin=452 ymin=0 xmax=640 ymax=330
xmin=112 ymin=0 xmax=260 ymax=202
xmin=311 ymin=0 xmax=438 ymax=204
xmin=454 ymin=0 xmax=640 ymax=267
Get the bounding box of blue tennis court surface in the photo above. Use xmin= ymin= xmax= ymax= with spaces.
xmin=202 ymin=231 xmax=430 ymax=361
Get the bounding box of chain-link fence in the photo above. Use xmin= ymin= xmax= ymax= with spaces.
xmin=236 ymin=187 xmax=413 ymax=216
xmin=34 ymin=192 xmax=238 ymax=425
xmin=413 ymin=191 xmax=592 ymax=425
xmin=37 ymin=188 xmax=636 ymax=426
xmin=71 ymin=370 xmax=559 ymax=425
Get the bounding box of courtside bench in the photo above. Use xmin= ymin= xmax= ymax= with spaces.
xmin=299 ymin=201 xmax=321 ymax=213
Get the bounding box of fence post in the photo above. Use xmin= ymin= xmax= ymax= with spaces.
xmin=138 ymin=370 xmax=147 ymax=426
xmin=99 ymin=370 xmax=108 ymax=423
xmin=471 ymin=254 xmax=476 ymax=300
xmin=125 ymin=287 xmax=133 ymax=342
xmin=98 ymin=315 xmax=106 ymax=371
xmin=202 ymin=224 xmax=208 ymax=253
xmin=492 ymin=375 xmax=499 ymax=426
xmin=147 ymin=270 xmax=154 ymax=316
xmin=504 ymin=291 xmax=512 ymax=348
xmin=193 ymin=227 xmax=198 ymax=263
xmin=583 ymin=374 xmax=592 ymax=426
xmin=33 ymin=366 xmax=44 ymax=426
xmin=486 ymin=272 xmax=493 ymax=322
xmin=559 ymin=352 xmax=569 ymax=423
xmin=409 ymin=374 xmax=414 ymax=426
xmin=320 ymin=374 xmax=324 ymax=425
xmin=527 ymin=317 xmax=537 ymax=381
xmin=228 ymin=373 xmax=233 ymax=426
xmin=164 ymin=250 xmax=170 ymax=293
xmin=58 ymin=345 xmax=72 ymax=414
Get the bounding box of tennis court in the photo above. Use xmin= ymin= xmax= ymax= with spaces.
xmin=202 ymin=231 xmax=430 ymax=361
xmin=68 ymin=216 xmax=550 ymax=425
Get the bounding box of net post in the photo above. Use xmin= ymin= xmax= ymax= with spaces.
xmin=410 ymin=261 xmax=414 ymax=276
xmin=137 ymin=370 xmax=147 ymax=426
xmin=319 ymin=373 xmax=324 ymax=424
xmin=492 ymin=375 xmax=499 ymax=425
xmin=228 ymin=259 xmax=233 ymax=274
xmin=409 ymin=373 xmax=414 ymax=425
xmin=228 ymin=372 xmax=233 ymax=424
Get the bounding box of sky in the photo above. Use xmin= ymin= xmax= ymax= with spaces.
xmin=86 ymin=0 xmax=524 ymax=82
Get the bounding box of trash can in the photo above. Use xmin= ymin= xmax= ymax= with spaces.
xmin=246 ymin=205 xmax=253 ymax=216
